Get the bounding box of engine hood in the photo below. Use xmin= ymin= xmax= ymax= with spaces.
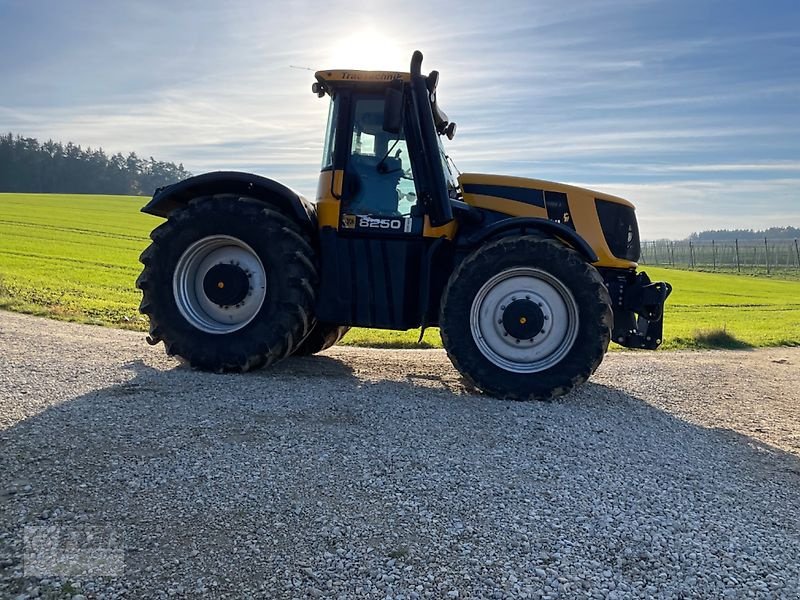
xmin=458 ymin=173 xmax=634 ymax=209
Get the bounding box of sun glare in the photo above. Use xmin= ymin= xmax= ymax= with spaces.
xmin=326 ymin=30 xmax=408 ymax=71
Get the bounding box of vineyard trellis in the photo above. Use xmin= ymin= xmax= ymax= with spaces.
xmin=639 ymin=238 xmax=800 ymax=275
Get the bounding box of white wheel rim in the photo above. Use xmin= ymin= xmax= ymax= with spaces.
xmin=469 ymin=267 xmax=579 ymax=373
xmin=173 ymin=235 xmax=267 ymax=334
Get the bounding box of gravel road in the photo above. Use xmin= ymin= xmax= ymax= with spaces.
xmin=1 ymin=311 xmax=799 ymax=599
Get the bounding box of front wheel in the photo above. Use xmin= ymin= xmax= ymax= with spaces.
xmin=440 ymin=236 xmax=612 ymax=400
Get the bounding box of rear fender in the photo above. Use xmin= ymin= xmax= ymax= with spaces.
xmin=142 ymin=171 xmax=317 ymax=229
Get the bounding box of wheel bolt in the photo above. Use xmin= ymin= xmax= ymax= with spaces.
xmin=537 ymin=302 xmax=543 ymax=307
xmin=500 ymin=305 xmax=506 ymax=310
xmin=543 ymin=315 xmax=549 ymax=320
xmin=540 ymin=329 xmax=546 ymax=334
xmin=515 ymin=339 xmax=520 ymax=344
xmin=497 ymin=319 xmax=503 ymax=324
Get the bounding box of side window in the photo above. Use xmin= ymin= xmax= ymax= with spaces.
xmin=321 ymin=96 xmax=338 ymax=170
xmin=352 ymin=128 xmax=375 ymax=156
xmin=344 ymin=96 xmax=416 ymax=217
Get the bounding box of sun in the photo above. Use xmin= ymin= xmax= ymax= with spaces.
xmin=326 ymin=30 xmax=408 ymax=71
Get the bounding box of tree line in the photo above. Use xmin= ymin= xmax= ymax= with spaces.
xmin=688 ymin=227 xmax=800 ymax=242
xmin=0 ymin=133 xmax=191 ymax=196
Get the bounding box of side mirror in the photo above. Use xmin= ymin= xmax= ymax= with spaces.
xmin=383 ymin=86 xmax=404 ymax=134
xmin=445 ymin=122 xmax=457 ymax=140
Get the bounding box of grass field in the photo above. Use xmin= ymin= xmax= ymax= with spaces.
xmin=2 ymin=192 xmax=799 ymax=350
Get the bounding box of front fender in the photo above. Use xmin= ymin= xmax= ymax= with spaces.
xmin=460 ymin=217 xmax=599 ymax=263
xmin=142 ymin=171 xmax=316 ymax=229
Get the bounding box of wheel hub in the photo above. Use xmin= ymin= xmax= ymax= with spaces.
xmin=501 ymin=299 xmax=545 ymax=340
xmin=469 ymin=267 xmax=580 ymax=373
xmin=173 ymin=235 xmax=267 ymax=335
xmin=203 ymin=263 xmax=250 ymax=306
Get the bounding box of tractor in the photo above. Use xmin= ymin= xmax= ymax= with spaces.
xmin=136 ymin=50 xmax=671 ymax=400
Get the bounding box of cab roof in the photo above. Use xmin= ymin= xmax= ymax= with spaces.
xmin=314 ymin=70 xmax=411 ymax=88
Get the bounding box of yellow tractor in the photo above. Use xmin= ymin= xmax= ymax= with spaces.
xmin=137 ymin=51 xmax=671 ymax=400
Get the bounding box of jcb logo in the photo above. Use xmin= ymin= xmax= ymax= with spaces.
xmin=341 ymin=215 xmax=356 ymax=229
xmin=358 ymin=216 xmax=402 ymax=230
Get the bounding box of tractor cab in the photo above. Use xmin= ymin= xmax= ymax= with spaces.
xmin=313 ymin=54 xmax=459 ymax=229
xmin=309 ymin=53 xmax=461 ymax=329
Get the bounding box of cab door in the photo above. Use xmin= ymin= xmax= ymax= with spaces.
xmin=315 ymin=91 xmax=427 ymax=329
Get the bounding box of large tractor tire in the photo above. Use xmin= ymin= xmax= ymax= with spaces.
xmin=136 ymin=196 xmax=317 ymax=372
xmin=440 ymin=235 xmax=612 ymax=401
xmin=292 ymin=322 xmax=350 ymax=356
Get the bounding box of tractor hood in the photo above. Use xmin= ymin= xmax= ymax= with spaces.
xmin=458 ymin=172 xmax=641 ymax=270
xmin=458 ymin=173 xmax=634 ymax=211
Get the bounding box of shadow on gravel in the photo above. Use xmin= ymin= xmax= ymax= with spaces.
xmin=2 ymin=356 xmax=800 ymax=597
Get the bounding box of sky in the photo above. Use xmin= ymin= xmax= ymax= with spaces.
xmin=1 ymin=0 xmax=798 ymax=239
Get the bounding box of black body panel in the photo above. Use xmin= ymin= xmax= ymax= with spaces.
xmin=316 ymin=227 xmax=448 ymax=329
xmin=461 ymin=184 xmax=545 ymax=208
xmin=544 ymin=191 xmax=575 ymax=230
xmin=408 ymin=51 xmax=453 ymax=227
xmin=595 ymin=199 xmax=640 ymax=262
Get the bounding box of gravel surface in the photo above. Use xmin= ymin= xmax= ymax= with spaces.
xmin=1 ymin=310 xmax=799 ymax=599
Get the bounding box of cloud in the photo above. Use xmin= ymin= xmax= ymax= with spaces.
xmin=1 ymin=0 xmax=798 ymax=238
xmin=588 ymin=179 xmax=800 ymax=239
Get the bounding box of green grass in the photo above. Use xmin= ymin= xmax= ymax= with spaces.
xmin=646 ymin=266 xmax=800 ymax=349
xmin=0 ymin=193 xmax=158 ymax=328
xmin=1 ymin=192 xmax=799 ymax=350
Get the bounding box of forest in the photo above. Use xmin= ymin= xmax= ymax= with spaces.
xmin=688 ymin=227 xmax=800 ymax=241
xmin=0 ymin=133 xmax=191 ymax=195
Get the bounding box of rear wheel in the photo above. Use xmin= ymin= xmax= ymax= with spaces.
xmin=136 ymin=197 xmax=317 ymax=371
xmin=440 ymin=236 xmax=612 ymax=400
xmin=292 ymin=322 xmax=350 ymax=356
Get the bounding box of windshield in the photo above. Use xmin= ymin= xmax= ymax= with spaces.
xmin=437 ymin=136 xmax=460 ymax=197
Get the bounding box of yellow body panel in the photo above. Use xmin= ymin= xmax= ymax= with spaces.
xmin=423 ymin=216 xmax=458 ymax=239
xmin=316 ymin=170 xmax=343 ymax=229
xmin=459 ymin=173 xmax=637 ymax=269
xmin=459 ymin=173 xmax=634 ymax=208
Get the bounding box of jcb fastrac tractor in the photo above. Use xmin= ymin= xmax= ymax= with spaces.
xmin=137 ymin=51 xmax=671 ymax=400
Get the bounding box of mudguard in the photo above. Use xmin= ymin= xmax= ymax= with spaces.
xmin=460 ymin=217 xmax=599 ymax=263
xmin=142 ymin=171 xmax=317 ymax=229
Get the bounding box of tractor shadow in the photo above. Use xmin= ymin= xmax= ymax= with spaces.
xmin=2 ymin=355 xmax=800 ymax=596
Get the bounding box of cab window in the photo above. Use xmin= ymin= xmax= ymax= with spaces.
xmin=320 ymin=96 xmax=338 ymax=170
xmin=344 ymin=96 xmax=416 ymax=217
